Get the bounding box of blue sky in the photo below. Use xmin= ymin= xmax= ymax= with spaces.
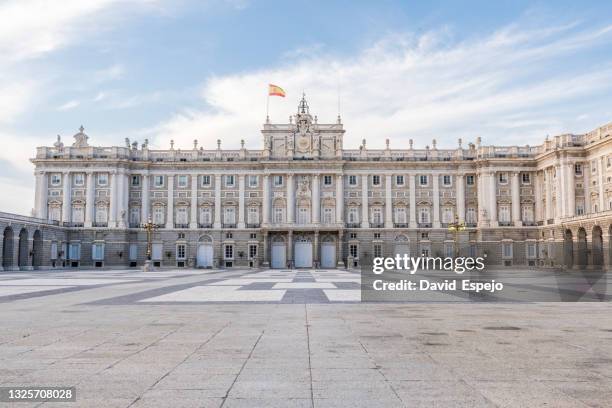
xmin=2 ymin=0 xmax=612 ymax=214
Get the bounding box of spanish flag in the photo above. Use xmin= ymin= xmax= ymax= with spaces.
xmin=268 ymin=84 xmax=286 ymax=97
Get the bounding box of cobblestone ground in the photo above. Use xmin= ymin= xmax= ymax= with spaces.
xmin=1 ymin=268 xmax=611 ymax=407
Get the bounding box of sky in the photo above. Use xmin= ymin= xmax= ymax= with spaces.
xmin=2 ymin=0 xmax=612 ymax=215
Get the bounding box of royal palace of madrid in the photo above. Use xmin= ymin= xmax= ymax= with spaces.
xmin=1 ymin=96 xmax=612 ymax=270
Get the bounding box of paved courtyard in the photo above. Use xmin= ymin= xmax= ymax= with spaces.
xmin=1 ymin=268 xmax=612 ymax=407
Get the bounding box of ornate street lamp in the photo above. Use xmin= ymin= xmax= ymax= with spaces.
xmin=141 ymin=216 xmax=158 ymax=271
xmin=447 ymin=215 xmax=466 ymax=257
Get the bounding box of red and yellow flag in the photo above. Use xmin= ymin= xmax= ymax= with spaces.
xmin=268 ymin=84 xmax=286 ymax=97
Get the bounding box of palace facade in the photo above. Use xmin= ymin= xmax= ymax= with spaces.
xmin=3 ymin=96 xmax=611 ymax=270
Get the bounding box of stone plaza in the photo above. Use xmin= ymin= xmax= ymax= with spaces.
xmin=1 ymin=267 xmax=612 ymax=407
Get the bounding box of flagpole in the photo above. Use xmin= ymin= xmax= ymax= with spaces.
xmin=266 ymin=89 xmax=270 ymax=122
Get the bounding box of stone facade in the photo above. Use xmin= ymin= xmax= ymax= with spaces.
xmin=9 ymin=95 xmax=611 ymax=270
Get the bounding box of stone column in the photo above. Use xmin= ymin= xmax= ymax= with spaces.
xmin=85 ymin=171 xmax=95 ymax=227
xmin=432 ymin=174 xmax=440 ymax=228
xmin=456 ymin=173 xmax=465 ymax=223
xmin=583 ymin=163 xmax=591 ymax=214
xmin=141 ymin=173 xmax=149 ymax=223
xmin=190 ymin=174 xmax=198 ymax=228
xmin=262 ymin=175 xmax=270 ymax=224
xmin=511 ymin=171 xmax=521 ymax=226
xmin=566 ymin=163 xmax=575 ymax=217
xmin=336 ymin=174 xmax=344 ymax=224
xmin=361 ymin=175 xmax=369 ymax=228
xmin=312 ymin=174 xmax=320 ymax=224
xmin=337 ymin=230 xmax=344 ymax=267
xmin=598 ymin=157 xmax=605 ymax=211
xmin=117 ymin=171 xmax=127 ymax=228
xmin=385 ymin=174 xmax=393 ymax=228
xmin=62 ymin=171 xmax=71 ymax=225
xmin=287 ymin=173 xmax=295 ymax=224
xmin=544 ymin=168 xmax=553 ymax=221
xmin=214 ymin=174 xmax=221 ymax=228
xmin=314 ymin=231 xmax=319 ymax=266
xmin=36 ymin=171 xmax=48 ymax=220
xmin=262 ymin=231 xmax=269 ymax=267
xmin=489 ymin=172 xmax=498 ymax=226
xmin=109 ymin=171 xmax=118 ymax=228
xmin=166 ymin=175 xmax=174 ymax=229
xmin=238 ymin=174 xmax=245 ymax=228
xmin=477 ymin=172 xmax=485 ymax=226
xmin=534 ymin=171 xmax=542 ymax=222
xmin=409 ymin=174 xmax=417 ymax=228
xmin=555 ymin=164 xmax=563 ymax=221
xmin=287 ymin=230 xmax=293 ymax=266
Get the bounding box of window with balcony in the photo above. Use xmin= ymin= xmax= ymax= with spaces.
xmin=348 ymin=207 xmax=359 ymax=224
xmin=394 ymin=207 xmax=407 ymax=224
xmin=323 ymin=207 xmax=334 ymax=224
xmin=273 ymin=207 xmax=285 ymax=223
xmin=499 ymin=205 xmax=510 ymax=223
xmin=247 ymin=207 xmax=259 ymax=224
xmin=224 ymin=207 xmax=236 ymax=225
xmin=153 ymin=206 xmax=165 ymax=225
xmin=371 ymin=207 xmax=383 ymax=225
xmin=199 ymin=207 xmax=212 ymax=225
xmin=298 ymin=207 xmax=310 ymax=224
xmin=419 ymin=207 xmax=430 ymax=223
xmin=129 ymin=207 xmax=140 ymax=226
xmin=442 ymin=207 xmax=454 ymax=224
xmin=71 ymin=205 xmax=84 ymax=224
xmin=176 ymin=207 xmax=188 ymax=226
xmin=95 ymin=206 xmax=108 ymax=224
xmin=466 ymin=207 xmax=477 ymax=224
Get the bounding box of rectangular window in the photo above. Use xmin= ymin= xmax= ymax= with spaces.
xmin=466 ymin=208 xmax=476 ymax=224
xmin=419 ymin=175 xmax=428 ymax=186
xmin=224 ymin=245 xmax=234 ymax=259
xmin=131 ymin=175 xmax=140 ymax=186
xmin=349 ymin=244 xmax=358 ymax=258
xmin=274 ymin=208 xmax=284 ymax=223
xmin=522 ymin=173 xmax=530 ymax=184
xmin=499 ymin=205 xmax=510 ymax=223
xmin=395 ymin=207 xmax=406 ymax=223
xmin=154 ymin=176 xmax=164 ymax=188
xmin=152 ymin=243 xmax=162 ymax=261
xmin=348 ymin=175 xmax=357 ymax=186
xmin=442 ymin=208 xmax=453 ymax=223
xmin=498 ymin=173 xmax=508 ymax=184
xmin=323 ymin=175 xmax=332 ymax=186
xmin=444 ymin=243 xmax=454 ymax=258
xmin=74 ymin=174 xmax=84 ymax=186
xmin=274 ymin=175 xmax=283 ymax=187
xmin=372 ymin=175 xmax=381 ymax=185
xmin=298 ymin=207 xmax=310 ymax=224
xmin=443 ymin=175 xmax=451 ymax=186
xmin=248 ymin=175 xmax=258 ymax=187
xmin=200 ymin=207 xmax=211 ymax=224
xmin=526 ymin=243 xmax=536 ymax=259
xmin=97 ymin=173 xmax=108 ymax=186
xmin=323 ymin=207 xmax=334 ymax=224
xmin=202 ymin=175 xmax=211 ymax=186
xmin=226 ymin=175 xmax=235 ymax=187
xmin=396 ymin=175 xmax=404 ymax=186
xmin=177 ymin=175 xmax=188 ymax=188
xmin=248 ymin=207 xmax=259 ymax=224
xmin=129 ymin=244 xmax=138 ymax=261
xmin=373 ymin=233 xmax=381 ymax=239
xmin=502 ymin=242 xmax=513 ymax=258
xmin=92 ymin=243 xmax=105 ymax=260
xmin=248 ymin=244 xmax=257 ymax=259
xmin=153 ymin=206 xmax=164 ymax=225
xmin=348 ymin=208 xmax=359 ymax=223
xmin=466 ymin=175 xmax=475 ymax=185
xmin=373 ymin=244 xmax=382 ymax=258
xmin=176 ymin=244 xmax=186 ymax=260
xmin=575 ymin=164 xmax=582 ymax=176
xmin=51 ymin=173 xmax=61 ymax=186
xmin=224 ymin=207 xmax=236 ymax=224
xmin=176 ymin=207 xmax=188 ymax=225
xmin=69 ymin=243 xmax=81 ymax=260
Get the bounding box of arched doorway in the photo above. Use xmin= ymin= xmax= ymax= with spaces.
xmin=18 ymin=228 xmax=29 ymax=270
xmin=563 ymin=229 xmax=574 ymax=269
xmin=32 ymin=230 xmax=43 ymax=269
xmin=196 ymin=235 xmax=213 ymax=268
xmin=2 ymin=227 xmax=14 ymax=269
xmin=320 ymin=235 xmax=336 ymax=269
xmin=577 ymin=227 xmax=588 ymax=268
xmin=592 ymin=226 xmax=603 ymax=268
xmin=271 ymin=236 xmax=286 ymax=269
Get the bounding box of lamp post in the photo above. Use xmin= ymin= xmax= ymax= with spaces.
xmin=447 ymin=215 xmax=466 ymax=257
xmin=141 ymin=216 xmax=158 ymax=271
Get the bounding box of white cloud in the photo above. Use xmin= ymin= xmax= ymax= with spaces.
xmin=94 ymin=64 xmax=126 ymax=82
xmin=57 ymin=100 xmax=80 ymax=111
xmin=149 ymin=21 xmax=612 ymax=150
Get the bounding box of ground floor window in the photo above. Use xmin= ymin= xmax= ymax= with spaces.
xmin=176 ymin=244 xmax=186 ymax=260
xmin=349 ymin=244 xmax=358 ymax=258
xmin=526 ymin=242 xmax=537 ymax=259
xmin=248 ymin=244 xmax=257 ymax=259
xmin=373 ymin=243 xmax=382 ymax=258
xmin=502 ymin=242 xmax=513 ymax=259
xmin=129 ymin=244 xmax=138 ymax=261
xmin=92 ymin=243 xmax=104 ymax=260
xmin=224 ymin=244 xmax=234 ymax=260
xmin=69 ymin=243 xmax=81 ymax=260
